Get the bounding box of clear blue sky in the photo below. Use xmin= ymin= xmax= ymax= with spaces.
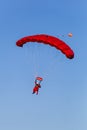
xmin=0 ymin=0 xmax=87 ymax=130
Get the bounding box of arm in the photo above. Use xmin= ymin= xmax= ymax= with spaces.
xmin=38 ymin=84 xmax=41 ymax=88
xmin=35 ymin=79 xmax=37 ymax=85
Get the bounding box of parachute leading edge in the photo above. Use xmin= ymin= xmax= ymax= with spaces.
xmin=16 ymin=34 xmax=74 ymax=59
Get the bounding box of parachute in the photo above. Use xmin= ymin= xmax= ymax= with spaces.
xmin=68 ymin=33 xmax=73 ymax=37
xmin=16 ymin=34 xmax=74 ymax=59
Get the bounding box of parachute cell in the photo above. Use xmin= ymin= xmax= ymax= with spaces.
xmin=16 ymin=34 xmax=74 ymax=59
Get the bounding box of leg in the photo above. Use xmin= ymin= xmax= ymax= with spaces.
xmin=32 ymin=91 xmax=35 ymax=94
xmin=36 ymin=90 xmax=38 ymax=95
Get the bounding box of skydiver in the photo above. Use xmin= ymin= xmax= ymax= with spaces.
xmin=32 ymin=78 xmax=42 ymax=95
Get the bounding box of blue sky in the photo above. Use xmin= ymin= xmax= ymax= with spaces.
xmin=0 ymin=0 xmax=87 ymax=130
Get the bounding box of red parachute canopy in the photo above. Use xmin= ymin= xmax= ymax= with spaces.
xmin=16 ymin=34 xmax=74 ymax=59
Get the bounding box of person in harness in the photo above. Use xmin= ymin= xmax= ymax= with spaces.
xmin=32 ymin=77 xmax=43 ymax=95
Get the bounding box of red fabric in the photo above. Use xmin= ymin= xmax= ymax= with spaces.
xmin=36 ymin=77 xmax=43 ymax=81
xmin=16 ymin=34 xmax=74 ymax=59
xmin=33 ymin=86 xmax=39 ymax=94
